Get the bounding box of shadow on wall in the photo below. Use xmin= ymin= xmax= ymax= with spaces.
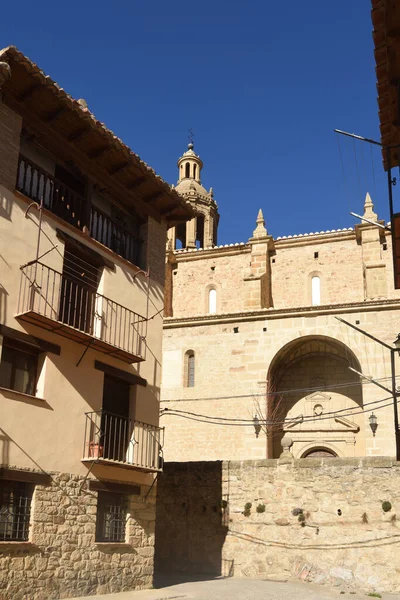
xmin=0 ymin=283 xmax=8 ymax=325
xmin=154 ymin=461 xmax=229 ymax=587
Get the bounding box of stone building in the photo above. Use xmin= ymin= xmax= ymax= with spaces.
xmin=161 ymin=144 xmax=400 ymax=461
xmin=0 ymin=47 xmax=192 ymax=600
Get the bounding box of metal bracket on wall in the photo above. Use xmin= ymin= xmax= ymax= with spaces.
xmin=76 ymin=339 xmax=95 ymax=367
xmin=145 ymin=473 xmax=159 ymax=500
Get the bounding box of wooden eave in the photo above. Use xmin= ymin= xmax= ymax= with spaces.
xmin=0 ymin=46 xmax=194 ymax=226
xmin=372 ymin=0 xmax=400 ymax=169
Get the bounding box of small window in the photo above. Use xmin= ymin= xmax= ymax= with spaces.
xmin=0 ymin=339 xmax=39 ymax=395
xmin=0 ymin=481 xmax=33 ymax=541
xmin=96 ymin=492 xmax=127 ymax=543
xmin=187 ymin=352 xmax=195 ymax=388
xmin=311 ymin=276 xmax=321 ymax=306
xmin=209 ymin=288 xmax=217 ymax=314
xmin=185 ymin=162 xmax=190 ymax=178
xmin=314 ymin=252 xmax=319 ymax=259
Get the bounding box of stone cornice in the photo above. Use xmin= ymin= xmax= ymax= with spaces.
xmin=163 ymin=298 xmax=400 ymax=328
xmin=173 ymin=244 xmax=251 ymax=261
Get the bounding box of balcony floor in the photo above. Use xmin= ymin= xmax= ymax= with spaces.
xmin=81 ymin=457 xmax=161 ymax=473
xmin=16 ymin=310 xmax=145 ymax=364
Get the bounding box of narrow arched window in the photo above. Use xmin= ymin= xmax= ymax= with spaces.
xmin=185 ymin=162 xmax=190 ymax=178
xmin=311 ymin=276 xmax=321 ymax=306
xmin=209 ymin=288 xmax=217 ymax=314
xmin=187 ymin=352 xmax=195 ymax=387
xmin=193 ymin=164 xmax=197 ymax=179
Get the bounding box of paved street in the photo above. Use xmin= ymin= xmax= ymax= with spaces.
xmin=73 ymin=578 xmax=400 ymax=600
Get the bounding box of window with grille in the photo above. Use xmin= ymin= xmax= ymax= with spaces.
xmin=0 ymin=339 xmax=39 ymax=396
xmin=186 ymin=352 xmax=195 ymax=388
xmin=0 ymin=481 xmax=33 ymax=541
xmin=95 ymin=492 xmax=127 ymax=543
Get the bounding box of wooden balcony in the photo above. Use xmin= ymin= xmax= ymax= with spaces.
xmin=17 ymin=262 xmax=146 ymax=363
xmin=17 ymin=155 xmax=85 ymax=229
xmin=83 ymin=410 xmax=164 ymax=472
xmin=16 ymin=155 xmax=142 ymax=265
xmin=90 ymin=205 xmax=141 ymax=266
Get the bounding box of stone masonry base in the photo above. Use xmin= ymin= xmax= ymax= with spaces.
xmin=0 ymin=470 xmax=156 ymax=600
xmin=156 ymin=458 xmax=400 ymax=595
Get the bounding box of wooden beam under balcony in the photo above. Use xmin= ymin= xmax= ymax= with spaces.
xmin=5 ymin=93 xmax=162 ymax=222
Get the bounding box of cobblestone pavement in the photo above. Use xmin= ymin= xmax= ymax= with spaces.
xmin=72 ymin=578 xmax=400 ymax=600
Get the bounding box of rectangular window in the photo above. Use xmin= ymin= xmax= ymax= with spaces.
xmin=0 ymin=339 xmax=38 ymax=395
xmin=0 ymin=481 xmax=33 ymax=541
xmin=95 ymin=492 xmax=127 ymax=543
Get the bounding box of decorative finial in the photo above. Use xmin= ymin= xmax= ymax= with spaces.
xmin=252 ymin=208 xmax=268 ymax=238
xmin=363 ymin=192 xmax=378 ymax=222
xmin=188 ymin=128 xmax=194 ymax=150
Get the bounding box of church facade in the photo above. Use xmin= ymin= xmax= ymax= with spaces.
xmin=161 ymin=144 xmax=400 ymax=461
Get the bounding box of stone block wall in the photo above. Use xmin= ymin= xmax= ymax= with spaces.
xmin=0 ymin=471 xmax=156 ymax=600
xmin=155 ymin=458 xmax=400 ymax=595
xmin=154 ymin=462 xmax=228 ymax=585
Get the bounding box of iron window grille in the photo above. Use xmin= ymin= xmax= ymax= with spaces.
xmin=95 ymin=492 xmax=127 ymax=543
xmin=0 ymin=481 xmax=33 ymax=541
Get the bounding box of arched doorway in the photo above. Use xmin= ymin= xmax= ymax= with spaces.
xmin=267 ymin=336 xmax=364 ymax=458
xmin=302 ymin=447 xmax=338 ymax=458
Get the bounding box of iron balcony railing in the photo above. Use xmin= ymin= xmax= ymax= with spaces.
xmin=90 ymin=205 xmax=141 ymax=266
xmin=17 ymin=155 xmax=85 ymax=229
xmin=18 ymin=261 xmax=146 ymax=361
xmin=83 ymin=410 xmax=164 ymax=472
xmin=17 ymin=155 xmax=142 ymax=266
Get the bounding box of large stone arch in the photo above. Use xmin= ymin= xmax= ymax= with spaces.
xmin=266 ymin=335 xmax=365 ymax=458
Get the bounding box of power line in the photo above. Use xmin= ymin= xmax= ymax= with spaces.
xmin=160 ymin=396 xmax=393 ymax=428
xmin=161 ymin=394 xmax=392 ymax=425
xmin=160 ymin=375 xmax=397 ymax=404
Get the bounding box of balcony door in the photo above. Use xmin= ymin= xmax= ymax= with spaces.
xmin=59 ymin=244 xmax=100 ymax=334
xmin=101 ymin=375 xmax=131 ymax=463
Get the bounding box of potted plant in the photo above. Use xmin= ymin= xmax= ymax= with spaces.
xmin=87 ymin=441 xmax=103 ymax=458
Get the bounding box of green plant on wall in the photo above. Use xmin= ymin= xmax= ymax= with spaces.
xmin=256 ymin=503 xmax=266 ymax=513
xmin=382 ymin=501 xmax=392 ymax=513
xmin=291 ymin=507 xmax=304 ymax=526
xmin=243 ymin=502 xmax=252 ymax=517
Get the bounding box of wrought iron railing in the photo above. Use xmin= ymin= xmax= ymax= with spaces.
xmin=16 ymin=155 xmax=142 ymax=266
xmin=90 ymin=205 xmax=140 ymax=265
xmin=83 ymin=410 xmax=164 ymax=472
xmin=18 ymin=262 xmax=146 ymax=360
xmin=16 ymin=155 xmax=85 ymax=229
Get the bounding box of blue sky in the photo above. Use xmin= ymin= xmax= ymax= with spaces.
xmin=2 ymin=1 xmax=393 ymax=244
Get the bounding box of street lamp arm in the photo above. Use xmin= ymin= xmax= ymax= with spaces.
xmin=348 ymin=366 xmax=393 ymax=395
xmin=335 ymin=317 xmax=394 ymax=351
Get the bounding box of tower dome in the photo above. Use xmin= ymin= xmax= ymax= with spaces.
xmin=168 ymin=143 xmax=219 ymax=250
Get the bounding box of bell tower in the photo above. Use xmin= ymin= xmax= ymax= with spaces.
xmin=168 ymin=143 xmax=219 ymax=250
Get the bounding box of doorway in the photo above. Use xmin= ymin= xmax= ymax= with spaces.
xmin=101 ymin=374 xmax=131 ymax=462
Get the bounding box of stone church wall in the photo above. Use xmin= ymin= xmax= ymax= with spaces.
xmin=161 ymin=305 xmax=400 ymax=461
xmin=170 ymin=247 xmax=250 ymax=318
xmin=155 ymin=458 xmax=400 ymax=594
xmin=0 ymin=472 xmax=156 ymax=600
xmin=271 ymin=235 xmax=366 ymax=308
